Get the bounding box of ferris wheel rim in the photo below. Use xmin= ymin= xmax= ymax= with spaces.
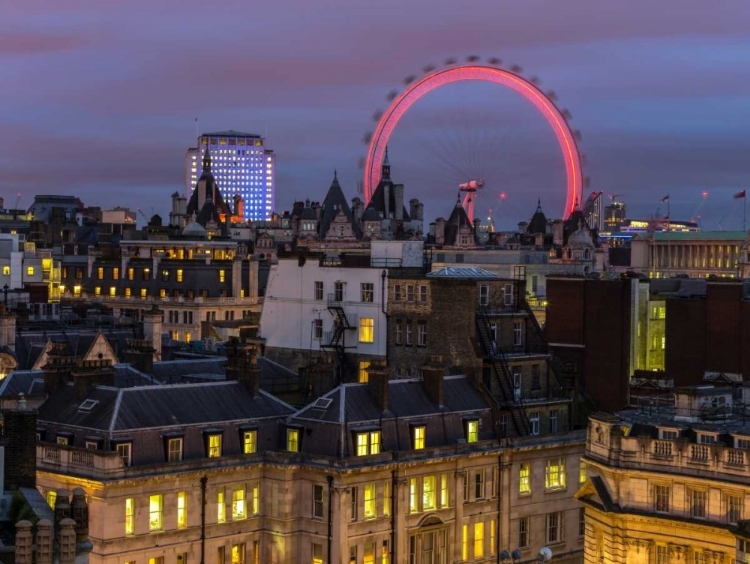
xmin=362 ymin=61 xmax=583 ymax=219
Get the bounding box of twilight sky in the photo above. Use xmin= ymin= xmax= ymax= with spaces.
xmin=2 ymin=0 xmax=750 ymax=230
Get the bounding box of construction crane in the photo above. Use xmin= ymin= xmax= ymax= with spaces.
xmin=14 ymin=192 xmax=21 ymax=209
xmin=608 ymin=193 xmax=623 ymax=203
xmin=137 ymin=208 xmax=149 ymax=225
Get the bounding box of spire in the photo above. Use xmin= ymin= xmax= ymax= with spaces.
xmin=333 ymin=169 xmax=339 ymax=184
xmin=536 ymin=198 xmax=542 ymax=211
xmin=202 ymin=148 xmax=212 ymax=172
xmin=381 ymin=146 xmax=391 ymax=182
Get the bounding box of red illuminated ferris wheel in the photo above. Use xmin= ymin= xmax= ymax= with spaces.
xmin=361 ymin=57 xmax=585 ymax=220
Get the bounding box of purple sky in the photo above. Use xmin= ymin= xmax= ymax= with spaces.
xmin=3 ymin=0 xmax=750 ymax=229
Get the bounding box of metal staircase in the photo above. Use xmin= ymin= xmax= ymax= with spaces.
xmin=320 ymin=293 xmax=355 ymax=374
xmin=476 ymin=307 xmax=531 ymax=436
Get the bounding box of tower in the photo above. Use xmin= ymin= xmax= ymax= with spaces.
xmin=381 ymin=146 xmax=391 ymax=182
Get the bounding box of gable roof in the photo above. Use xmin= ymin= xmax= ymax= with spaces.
xmin=319 ymin=173 xmax=356 ymax=238
xmin=575 ymin=476 xmax=619 ymax=512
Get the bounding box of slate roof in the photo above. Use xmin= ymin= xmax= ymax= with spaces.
xmin=367 ymin=179 xmax=411 ymax=222
xmin=319 ymin=173 xmax=357 ymax=238
xmin=38 ymin=381 xmax=294 ymax=431
xmin=14 ymin=329 xmax=136 ymax=370
xmin=292 ymin=376 xmax=490 ymax=424
xmin=443 ymin=203 xmax=475 ymax=246
xmin=151 ymin=358 xmax=226 ymax=383
xmin=527 ymin=200 xmax=548 ymax=235
xmin=0 ymin=370 xmax=44 ymax=397
xmin=427 ymin=266 xmax=498 ymax=280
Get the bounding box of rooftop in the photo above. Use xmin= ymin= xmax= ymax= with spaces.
xmin=201 ymin=130 xmax=262 ymax=139
xmin=427 ymin=266 xmax=499 ymax=280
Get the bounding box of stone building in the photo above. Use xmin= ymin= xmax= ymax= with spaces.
xmin=577 ymin=385 xmax=750 ymax=564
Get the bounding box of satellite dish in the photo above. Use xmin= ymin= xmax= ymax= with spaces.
xmin=538 ymin=547 xmax=553 ymax=562
xmin=500 ymin=550 xmax=510 ymax=560
xmin=512 ymin=549 xmax=522 ymax=561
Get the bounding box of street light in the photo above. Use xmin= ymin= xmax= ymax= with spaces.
xmin=499 ymin=549 xmax=522 ymax=563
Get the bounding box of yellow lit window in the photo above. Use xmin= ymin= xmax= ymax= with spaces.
xmin=384 ymin=480 xmax=390 ymax=516
xmin=73 ymin=285 xmax=81 ymax=297
xmin=2 ymin=266 xmax=8 ymax=276
xmin=356 ymin=431 xmax=380 ymax=456
xmin=113 ymin=267 xmax=119 ymax=279
xmin=251 ymin=481 xmax=259 ymax=515
xmin=208 ymin=434 xmax=222 ymax=457
xmin=125 ymin=497 xmax=135 ymax=535
xmin=140 ymin=288 xmax=148 ymax=299
xmin=422 ymin=475 xmax=436 ymax=510
xmin=545 ymin=458 xmax=566 ymax=490
xmin=232 ymin=486 xmax=246 ymax=520
xmin=409 ymin=477 xmax=418 ymax=513
xmin=124 ymin=287 xmax=131 ymax=297
xmin=462 ymin=524 xmax=469 ymax=561
xmin=46 ymin=491 xmax=57 ymax=508
xmin=159 ymin=289 xmax=166 ymax=298
xmin=359 ymin=360 xmax=371 ymax=383
xmin=440 ymin=473 xmax=449 ymax=507
xmin=177 ymin=491 xmax=187 ymax=529
xmin=243 ymin=430 xmax=257 ymax=454
xmin=109 ymin=286 xmax=116 ymax=297
xmin=217 ymin=489 xmax=226 ymax=523
xmin=490 ymin=520 xmax=496 ymax=555
xmin=219 ymin=270 xmax=226 ymax=283
xmin=177 ymin=269 xmax=183 ymax=282
xmin=231 ymin=544 xmax=245 ymax=564
xmin=149 ymin=494 xmax=163 ymax=531
xmin=27 ymin=266 xmax=35 ymax=276
xmin=474 ymin=522 xmax=484 ymax=558
xmin=579 ymin=461 xmax=587 ymax=484
xmin=287 ymin=428 xmax=300 ymax=452
xmin=363 ymin=542 xmax=375 ymax=564
xmin=312 ymin=544 xmax=324 ymax=564
xmin=185 ymin=332 xmax=191 ymax=343
xmin=359 ymin=317 xmax=374 ymax=343
xmin=519 ymin=463 xmax=531 ymax=494
xmin=412 ymin=426 xmax=425 ymax=450
xmin=95 ymin=286 xmax=101 ymax=296
xmin=97 ymin=267 xmax=104 ymax=280
xmin=466 ymin=420 xmax=479 ymax=443
xmin=127 ymin=267 xmax=134 ymax=281
xmin=364 ymin=483 xmax=377 ymax=519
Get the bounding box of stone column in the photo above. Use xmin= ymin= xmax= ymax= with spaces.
xmin=14 ymin=520 xmax=33 ymax=564
xmin=500 ymin=455 xmax=512 ymax=554
xmin=59 ymin=518 xmax=77 ymax=564
xmin=395 ymin=474 xmax=408 ymax=563
xmin=454 ymin=470 xmax=465 ymax=563
xmin=36 ymin=519 xmax=53 ymax=564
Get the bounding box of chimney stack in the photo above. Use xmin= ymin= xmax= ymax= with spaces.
xmin=367 ymin=360 xmax=390 ymax=413
xmin=422 ymin=356 xmax=446 ymax=407
xmin=42 ymin=341 xmax=77 ymax=394
xmin=224 ymin=337 xmax=261 ymax=397
xmin=124 ymin=338 xmax=155 ymax=374
xmin=72 ymin=360 xmax=113 ymax=400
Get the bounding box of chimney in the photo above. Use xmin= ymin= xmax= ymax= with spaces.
xmin=248 ymin=256 xmax=260 ymax=301
xmin=42 ymin=341 xmax=77 ymax=394
xmin=0 ymin=306 xmax=16 ymax=352
xmin=367 ymin=360 xmax=390 ymax=413
xmin=393 ymin=184 xmax=404 ymax=221
xmin=142 ymin=306 xmax=163 ymax=361
xmin=224 ymin=337 xmax=261 ymax=397
xmin=1 ymin=398 xmax=38 ymax=490
xmin=422 ymin=355 xmax=446 ymax=407
xmin=72 ymin=360 xmax=113 ymax=400
xmin=124 ymin=338 xmax=154 ymax=374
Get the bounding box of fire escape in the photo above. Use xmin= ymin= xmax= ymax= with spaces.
xmin=320 ymin=291 xmax=356 ymax=378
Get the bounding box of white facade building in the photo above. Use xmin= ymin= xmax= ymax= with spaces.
xmin=185 ymin=131 xmax=276 ymax=222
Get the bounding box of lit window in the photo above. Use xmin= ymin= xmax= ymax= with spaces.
xmin=159 ymin=288 xmax=166 ymax=298
xmin=140 ymin=288 xmax=147 ymax=299
xmin=243 ymin=430 xmax=257 ymax=454
xmin=409 ymin=478 xmax=418 ymax=513
xmin=219 ymin=270 xmax=226 ymax=283
xmin=217 ymin=489 xmax=226 ymax=523
xmin=177 ymin=491 xmax=187 ymax=529
xmin=422 ymin=475 xmax=436 ymax=510
xmin=113 ymin=267 xmax=120 ymax=279
xmin=384 ymin=480 xmax=391 ymax=516
xmin=356 ymin=431 xmax=380 ymax=456
xmin=125 ymin=498 xmax=135 ymax=535
xmin=94 ymin=286 xmax=101 ymax=296
xmin=149 ymin=494 xmax=163 ymax=531
xmin=251 ymin=481 xmax=260 ymax=515
xmin=359 ymin=317 xmax=374 ymax=343
xmin=412 ymin=426 xmax=425 ymax=450
xmin=490 ymin=520 xmax=496 ymax=555
xmin=168 ymin=438 xmax=183 ymax=462
xmin=232 ymin=486 xmax=246 ymax=520
xmin=46 ymin=491 xmax=57 ymax=508
xmin=519 ymin=463 xmax=531 ymax=494
xmin=127 ymin=267 xmax=134 ymax=281
xmin=364 ymin=483 xmax=377 ymax=519
xmin=208 ymin=434 xmax=222 ymax=458
xmin=109 ymin=286 xmax=116 ymax=297
xmin=466 ymin=420 xmax=479 ymax=443
xmin=97 ymin=267 xmax=104 ymax=280
xmin=579 ymin=461 xmax=587 ymax=484
xmin=545 ymin=458 xmax=566 ymax=490
xmin=287 ymin=428 xmax=300 ymax=452
xmin=2 ymin=266 xmax=8 ymax=276
xmin=359 ymin=361 xmax=371 ymax=383
xmin=440 ymin=474 xmax=449 ymax=507
xmin=474 ymin=522 xmax=484 ymax=558
xmin=462 ymin=524 xmax=469 ymax=561
xmin=177 ymin=269 xmax=183 ymax=282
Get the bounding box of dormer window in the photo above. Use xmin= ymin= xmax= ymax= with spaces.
xmin=411 ymin=425 xmax=426 ymax=450
xmin=465 ymin=419 xmax=479 ymax=443
xmin=287 ymin=428 xmax=300 ymax=452
xmin=659 ymin=428 xmax=679 ymax=440
xmin=697 ymin=433 xmax=716 ymax=445
xmin=735 ymin=437 xmax=750 ymax=449
xmin=355 ymin=430 xmax=381 ymax=456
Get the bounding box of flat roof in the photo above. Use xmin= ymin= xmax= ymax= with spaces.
xmin=201 ymin=130 xmax=261 ymax=138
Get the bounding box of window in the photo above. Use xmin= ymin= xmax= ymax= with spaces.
xmin=217 ymin=489 xmax=226 ymax=523
xmin=545 ymin=458 xmax=566 ymax=490
xmin=140 ymin=288 xmax=148 ymax=299
xmin=334 ymin=281 xmax=344 ymax=302
xmin=513 ymin=321 xmax=523 ymax=346
xmin=231 ymin=544 xmax=245 ymax=564
xmin=579 ymin=461 xmax=587 ymax=484
xmin=656 ymin=546 xmax=669 ymax=564
xmin=519 ymin=463 xmax=531 ymax=494
xmin=168 ymin=438 xmax=183 ymax=462
xmin=384 ymin=480 xmax=391 ymax=516
xmin=313 ymin=484 xmax=324 ymax=518
xmin=175 ymin=269 xmax=183 ymax=283
xmin=407 ymin=285 xmax=414 ymax=301
xmin=466 ymin=420 xmax=479 ymax=443
xmin=149 ymin=494 xmax=163 ymax=531
xmin=504 ymin=284 xmax=513 ymax=306
xmin=474 ymin=522 xmax=484 ymax=558
xmin=412 ymin=426 xmax=425 ymax=450
xmin=531 ymin=364 xmax=540 ymax=389
xmin=462 ymin=524 xmax=469 ymax=561
xmin=579 ymin=507 xmax=586 ymax=537
xmin=117 ymin=443 xmax=132 ymax=466
xmin=97 ymin=267 xmax=104 ymax=280
xmin=312 ymin=543 xmax=323 ymax=564
xmin=143 ymin=268 xmax=151 ymax=281
xmin=232 ymin=486 xmax=246 ymax=520
xmin=479 ymin=284 xmax=489 ymax=306
xmin=112 ymin=267 xmax=120 ymax=279
xmin=243 ymin=430 xmax=257 ymax=454
xmin=349 ymin=546 xmax=357 ymax=564
xmin=381 ymin=540 xmax=389 ymax=564
xmin=409 ymin=478 xmax=418 ymax=513
xmin=519 ymin=516 xmax=529 ymax=548
xmin=177 ymin=491 xmax=187 ymax=529
xmin=149 ymin=558 xmax=164 ymax=564
xmin=127 ymin=267 xmax=134 ymax=280
xmin=395 ymin=320 xmax=402 ymax=345
xmin=162 ymin=270 xmax=169 ymax=282
xmin=728 ymin=494 xmax=743 ymax=523
xmin=500 ymin=413 xmax=509 ymax=438
xmin=417 ymin=321 xmax=427 ymax=346
xmin=364 ymin=483 xmax=377 ymax=519
xmin=356 ymin=431 xmax=380 ymax=456
xmin=314 ymin=281 xmax=323 ymax=300
xmin=208 ymin=434 xmax=222 ymax=458
xmin=394 ymin=284 xmax=403 ymax=301
xmin=546 ymin=511 xmax=564 ymax=543
xmin=422 ymin=476 xmax=436 ymax=510
xmin=358 ymin=361 xmax=371 ymax=383
xmin=109 ymin=286 xmax=116 ymax=297
xmin=653 ymin=484 xmax=670 ymax=512
xmin=463 ymin=473 xmax=469 ymax=502
xmin=530 ymin=412 xmax=540 ymax=436
xmin=251 ymin=482 xmax=260 ymax=515
xmin=125 ymin=498 xmax=135 ymax=535
xmin=2 ymin=266 xmax=8 ymax=276
xmin=474 ymin=470 xmax=485 ymax=500
xmin=219 ymin=270 xmax=226 ymax=283
xmin=698 ymin=433 xmax=715 ymax=445
xmin=405 ymin=323 xmax=412 ymax=345
xmin=440 ymin=474 xmax=449 ymax=508
xmin=351 ymin=486 xmax=358 ymax=521
xmin=359 ymin=318 xmax=374 ymax=343
xmin=550 ymin=409 xmax=559 ymax=433
xmin=95 ymin=286 xmax=102 ymax=296
xmin=313 ymin=319 xmax=323 ymax=340
xmin=57 ymin=436 xmax=69 ymax=446
xmin=46 ymin=491 xmax=57 ymax=509
xmin=361 ymin=283 xmax=374 ymax=302
xmin=419 ymin=284 xmax=427 ymax=303
xmin=488 ymin=467 xmax=497 ymax=498
xmin=287 ymin=428 xmax=300 ymax=452
xmin=690 ymin=489 xmax=707 ymax=519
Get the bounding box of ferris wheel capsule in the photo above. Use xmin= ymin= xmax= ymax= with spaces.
xmin=510 ymin=64 xmax=523 ymax=73
xmin=385 ymin=90 xmax=398 ymax=102
xmin=362 ymin=132 xmax=372 ymax=144
xmin=444 ymin=57 xmax=457 ymax=65
xmin=423 ymin=64 xmax=435 ymax=73
xmin=372 ymin=110 xmax=383 ymax=122
xmin=561 ymin=109 xmax=572 ymax=120
xmin=358 ymin=157 xmax=365 ymax=170
xmin=573 ymin=130 xmax=582 ymax=141
xmin=403 ymin=75 xmax=416 ymax=85
xmin=466 ymin=55 xmax=480 ymax=62
xmin=546 ymin=90 xmax=557 ymax=101
xmin=530 ymin=76 xmax=541 ymax=85
xmin=487 ymin=57 xmax=502 ymax=65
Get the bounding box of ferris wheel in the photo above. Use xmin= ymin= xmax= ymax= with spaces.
xmin=360 ymin=56 xmax=586 ymax=220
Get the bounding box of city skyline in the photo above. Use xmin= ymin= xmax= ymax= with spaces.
xmin=2 ymin=0 xmax=750 ymax=229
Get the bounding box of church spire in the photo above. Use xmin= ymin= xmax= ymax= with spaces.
xmin=381 ymin=146 xmax=391 ymax=182
xmin=202 ymin=148 xmax=212 ymax=172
